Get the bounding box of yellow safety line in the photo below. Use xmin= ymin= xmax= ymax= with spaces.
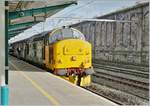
xmin=10 ymin=61 xmax=60 ymax=106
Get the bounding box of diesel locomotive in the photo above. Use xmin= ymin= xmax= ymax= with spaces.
xmin=10 ymin=27 xmax=94 ymax=86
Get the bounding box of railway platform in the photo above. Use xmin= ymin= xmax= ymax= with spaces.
xmin=9 ymin=56 xmax=118 ymax=105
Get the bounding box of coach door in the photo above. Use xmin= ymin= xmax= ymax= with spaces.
xmin=45 ymin=45 xmax=49 ymax=68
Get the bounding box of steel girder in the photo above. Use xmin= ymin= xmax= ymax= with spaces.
xmin=9 ymin=1 xmax=76 ymax=20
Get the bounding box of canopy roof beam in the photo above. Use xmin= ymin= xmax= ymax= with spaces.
xmin=9 ymin=21 xmax=40 ymax=30
xmin=9 ymin=1 xmax=77 ymax=20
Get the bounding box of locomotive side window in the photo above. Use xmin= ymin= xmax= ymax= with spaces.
xmin=49 ymin=30 xmax=62 ymax=44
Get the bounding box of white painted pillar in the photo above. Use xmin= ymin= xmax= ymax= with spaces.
xmin=0 ymin=1 xmax=5 ymax=86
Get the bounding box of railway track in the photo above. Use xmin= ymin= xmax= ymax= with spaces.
xmin=92 ymin=64 xmax=149 ymax=100
xmin=93 ymin=63 xmax=149 ymax=78
xmin=84 ymin=83 xmax=148 ymax=105
xmin=93 ymin=61 xmax=149 ymax=72
xmin=93 ymin=72 xmax=148 ymax=90
xmin=84 ymin=86 xmax=123 ymax=105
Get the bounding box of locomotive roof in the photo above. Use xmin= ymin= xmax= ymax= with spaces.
xmin=12 ymin=27 xmax=85 ymax=43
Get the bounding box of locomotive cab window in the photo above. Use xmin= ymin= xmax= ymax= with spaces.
xmin=62 ymin=28 xmax=73 ymax=38
xmin=48 ymin=28 xmax=85 ymax=44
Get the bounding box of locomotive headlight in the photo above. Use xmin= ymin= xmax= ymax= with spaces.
xmin=85 ymin=59 xmax=89 ymax=63
xmin=79 ymin=48 xmax=83 ymax=52
xmin=86 ymin=51 xmax=89 ymax=55
xmin=71 ymin=56 xmax=76 ymax=61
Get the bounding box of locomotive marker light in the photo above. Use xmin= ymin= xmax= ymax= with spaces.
xmin=0 ymin=1 xmax=9 ymax=105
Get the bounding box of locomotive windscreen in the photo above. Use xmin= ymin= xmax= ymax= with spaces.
xmin=49 ymin=28 xmax=85 ymax=44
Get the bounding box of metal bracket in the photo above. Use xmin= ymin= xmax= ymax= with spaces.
xmin=5 ymin=6 xmax=9 ymax=10
xmin=5 ymin=66 xmax=9 ymax=70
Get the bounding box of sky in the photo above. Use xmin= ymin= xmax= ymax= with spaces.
xmin=9 ymin=0 xmax=146 ymax=43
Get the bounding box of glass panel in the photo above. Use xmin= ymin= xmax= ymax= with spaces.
xmin=49 ymin=28 xmax=85 ymax=44
xmin=72 ymin=30 xmax=85 ymax=40
xmin=62 ymin=28 xmax=73 ymax=38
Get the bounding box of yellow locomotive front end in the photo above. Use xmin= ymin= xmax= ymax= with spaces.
xmin=45 ymin=27 xmax=94 ymax=86
xmin=53 ymin=39 xmax=91 ymax=69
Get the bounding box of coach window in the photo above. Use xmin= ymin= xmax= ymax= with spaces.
xmin=33 ymin=43 xmax=37 ymax=57
xmin=26 ymin=44 xmax=29 ymax=55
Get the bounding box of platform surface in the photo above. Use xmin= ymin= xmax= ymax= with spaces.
xmin=9 ymin=56 xmax=118 ymax=106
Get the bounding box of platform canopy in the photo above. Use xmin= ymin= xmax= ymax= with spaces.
xmin=8 ymin=0 xmax=77 ymax=38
